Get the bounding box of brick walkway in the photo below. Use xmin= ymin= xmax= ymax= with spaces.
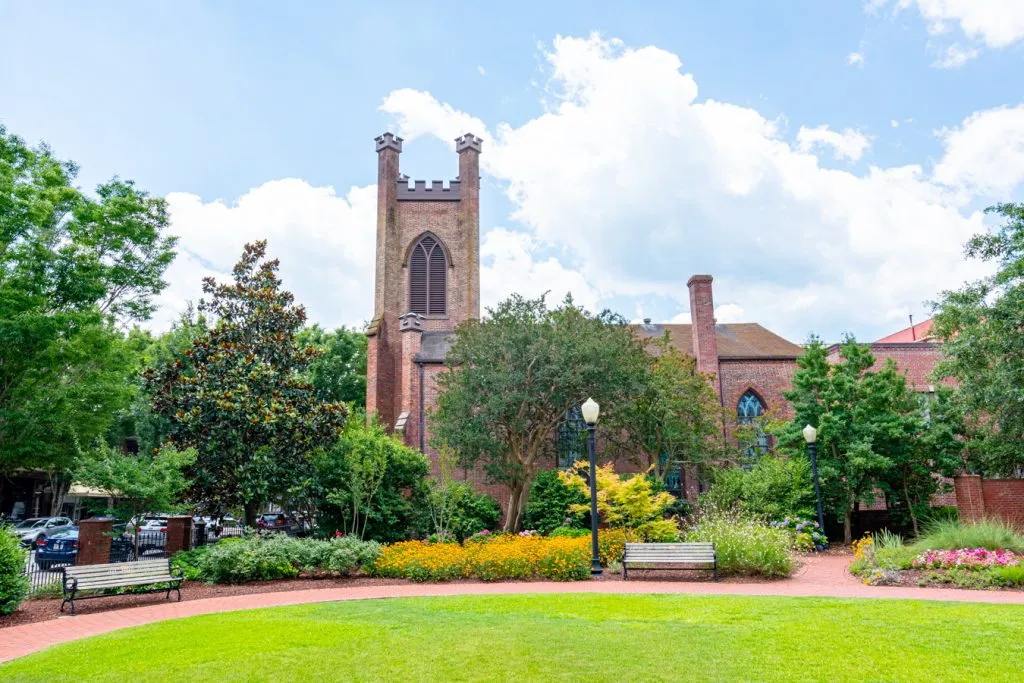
xmin=4 ymin=555 xmax=1024 ymax=664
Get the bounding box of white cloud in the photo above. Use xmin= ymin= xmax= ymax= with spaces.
xmin=891 ymin=120 xmax=900 ymax=128
xmin=155 ymin=180 xmax=377 ymax=331
xmin=873 ymin=1 xmax=1024 ymax=62
xmin=379 ymin=34 xmax=1005 ymax=340
xmin=931 ymin=42 xmax=979 ymax=68
xmin=796 ymin=125 xmax=873 ymax=162
xmin=933 ymin=104 xmax=1024 ymax=195
xmin=846 ymin=51 xmax=865 ymax=67
xmin=477 ymin=65 xmax=486 ymax=76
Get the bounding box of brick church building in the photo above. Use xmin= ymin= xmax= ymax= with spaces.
xmin=365 ymin=132 xmax=941 ymax=502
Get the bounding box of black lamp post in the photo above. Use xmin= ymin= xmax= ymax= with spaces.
xmin=581 ymin=397 xmax=602 ymax=576
xmin=803 ymin=424 xmax=826 ymax=535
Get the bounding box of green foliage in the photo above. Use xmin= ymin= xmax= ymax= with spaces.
xmin=989 ymin=565 xmax=1024 ymax=587
xmin=0 ymin=125 xmax=176 ymax=493
xmin=170 ymin=546 xmax=210 ymax=581
xmin=914 ymin=518 xmax=1024 ymax=553
xmin=549 ymin=527 xmax=589 ymax=538
xmin=684 ymin=507 xmax=794 ymax=577
xmin=561 ymin=462 xmax=680 ymax=541
xmin=776 ymin=336 xmax=957 ymax=543
xmin=702 ymin=456 xmax=816 ymax=521
xmin=0 ymin=527 xmax=30 ymax=614
xmin=296 ymin=324 xmax=367 ymax=408
xmin=523 ymin=470 xmax=587 ymax=534
xmin=198 ymin=535 xmax=381 ymax=584
xmin=606 ymin=334 xmax=726 ymax=480
xmin=146 ymin=242 xmax=348 ymax=522
xmin=448 ymin=484 xmax=502 ymax=541
xmin=432 ymin=294 xmax=648 ymax=530
xmin=75 ymin=444 xmax=195 ymax=524
xmin=931 ymin=203 xmax=1024 ymax=475
xmin=313 ymin=414 xmax=430 ymax=542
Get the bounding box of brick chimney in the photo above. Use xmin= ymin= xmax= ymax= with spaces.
xmin=687 ymin=274 xmax=719 ymax=378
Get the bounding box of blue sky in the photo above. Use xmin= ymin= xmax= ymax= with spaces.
xmin=2 ymin=1 xmax=1023 ymax=341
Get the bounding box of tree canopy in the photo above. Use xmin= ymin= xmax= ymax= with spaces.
xmin=146 ymin=241 xmax=348 ymax=523
xmin=931 ymin=202 xmax=1024 ymax=476
xmin=296 ymin=324 xmax=367 ymax=408
xmin=431 ymin=294 xmax=648 ymax=531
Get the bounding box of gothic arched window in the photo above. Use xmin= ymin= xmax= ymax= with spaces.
xmin=409 ymin=234 xmax=447 ymax=315
xmin=737 ymin=390 xmax=769 ymax=460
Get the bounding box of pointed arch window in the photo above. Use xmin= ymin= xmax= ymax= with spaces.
xmin=737 ymin=390 xmax=769 ymax=461
xmin=409 ymin=234 xmax=447 ymax=316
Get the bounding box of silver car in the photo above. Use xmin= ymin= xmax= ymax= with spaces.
xmin=12 ymin=516 xmax=74 ymax=548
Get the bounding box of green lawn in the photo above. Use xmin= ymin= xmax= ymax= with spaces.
xmin=3 ymin=594 xmax=1024 ymax=681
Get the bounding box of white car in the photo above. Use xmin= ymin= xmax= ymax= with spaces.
xmin=11 ymin=517 xmax=74 ymax=548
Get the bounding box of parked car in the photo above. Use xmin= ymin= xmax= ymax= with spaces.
xmin=12 ymin=516 xmax=74 ymax=548
xmin=34 ymin=528 xmax=134 ymax=569
xmin=256 ymin=513 xmax=293 ymax=534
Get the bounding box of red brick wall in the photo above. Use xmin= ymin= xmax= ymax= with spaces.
xmin=165 ymin=516 xmax=192 ymax=556
xmin=828 ymin=343 xmax=942 ymax=391
xmin=955 ymin=475 xmax=1024 ymax=528
xmin=719 ymin=358 xmax=797 ymax=424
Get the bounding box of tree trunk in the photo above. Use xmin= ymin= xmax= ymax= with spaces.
xmin=843 ymin=506 xmax=853 ymax=545
xmin=503 ymin=483 xmax=528 ymax=533
xmin=903 ymin=477 xmax=919 ymax=538
xmin=244 ymin=501 xmax=258 ymax=527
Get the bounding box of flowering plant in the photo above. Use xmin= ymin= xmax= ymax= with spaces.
xmin=911 ymin=548 xmax=1021 ymax=571
xmin=771 ymin=516 xmax=828 ymax=552
xmin=426 ymin=531 xmax=456 ymax=544
xmin=466 ymin=529 xmax=493 ymax=543
xmin=518 ymin=529 xmax=539 ymax=537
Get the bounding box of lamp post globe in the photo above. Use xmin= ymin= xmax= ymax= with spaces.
xmin=582 ymin=397 xmax=602 ymax=576
xmin=803 ymin=424 xmax=826 ymax=538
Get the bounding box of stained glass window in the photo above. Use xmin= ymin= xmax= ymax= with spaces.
xmin=737 ymin=390 xmax=768 ymax=461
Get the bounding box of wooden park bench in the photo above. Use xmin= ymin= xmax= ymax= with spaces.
xmin=60 ymin=559 xmax=183 ymax=615
xmin=621 ymin=542 xmax=718 ymax=580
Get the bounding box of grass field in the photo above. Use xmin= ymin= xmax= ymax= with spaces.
xmin=3 ymin=593 xmax=1024 ymax=681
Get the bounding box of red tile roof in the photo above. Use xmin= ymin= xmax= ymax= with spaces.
xmin=631 ymin=323 xmax=803 ymax=359
xmin=875 ymin=319 xmax=934 ymax=343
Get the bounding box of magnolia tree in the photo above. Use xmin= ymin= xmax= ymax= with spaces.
xmin=146 ymin=242 xmax=348 ymax=524
xmin=432 ymin=294 xmax=647 ymax=531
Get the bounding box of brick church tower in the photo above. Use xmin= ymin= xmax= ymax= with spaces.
xmin=365 ymin=132 xmax=482 ymax=442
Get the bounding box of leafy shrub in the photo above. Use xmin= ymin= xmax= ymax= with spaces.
xmin=684 ymin=507 xmax=794 ymax=577
xmin=701 ymin=456 xmax=815 ymax=521
xmin=850 ymin=532 xmax=916 ymax=577
xmin=560 ymin=462 xmax=680 ymax=539
xmin=597 ymin=528 xmax=640 ymax=567
xmin=549 ymin=527 xmax=589 ymax=539
xmin=990 ymin=565 xmax=1024 ymax=587
xmin=862 ymin=568 xmax=901 ymax=586
xmin=0 ymin=527 xmax=30 ymax=614
xmin=449 ymin=485 xmax=502 ymax=541
xmin=770 ymin=517 xmax=828 ymax=552
xmin=914 ymin=518 xmax=1024 ymax=552
xmin=523 ymin=470 xmax=587 ymax=534
xmin=198 ymin=535 xmax=380 ymax=583
xmin=171 ymin=546 xmax=210 ymax=581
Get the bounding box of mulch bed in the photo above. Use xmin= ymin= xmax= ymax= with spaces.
xmin=0 ymin=569 xmax=785 ymax=629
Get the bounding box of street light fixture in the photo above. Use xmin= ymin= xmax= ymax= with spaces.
xmin=803 ymin=424 xmax=826 ymax=536
xmin=581 ymin=397 xmax=602 ymax=576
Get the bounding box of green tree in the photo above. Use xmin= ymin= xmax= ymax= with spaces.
xmin=0 ymin=125 xmax=176 ymax=511
xmin=296 ymin=324 xmax=367 ymax=407
xmin=608 ymin=334 xmax=726 ymax=481
xmin=702 ymin=455 xmax=816 ymax=521
xmin=432 ymin=294 xmax=648 ymax=531
xmin=777 ymin=337 xmax=929 ymax=543
xmin=75 ymin=444 xmax=195 ymax=534
xmin=931 ymin=202 xmax=1024 ymax=475
xmin=146 ymin=241 xmax=348 ymax=524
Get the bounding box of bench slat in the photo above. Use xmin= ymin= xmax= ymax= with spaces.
xmin=75 ymin=577 xmax=177 ymax=590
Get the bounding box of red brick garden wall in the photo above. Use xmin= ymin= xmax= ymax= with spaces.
xmin=954 ymin=475 xmax=1024 ymax=527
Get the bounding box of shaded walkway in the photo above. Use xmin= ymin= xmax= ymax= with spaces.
xmin=4 ymin=555 xmax=1024 ymax=663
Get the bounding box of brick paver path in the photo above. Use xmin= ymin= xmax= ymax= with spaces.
xmin=5 ymin=555 xmax=1024 ymax=663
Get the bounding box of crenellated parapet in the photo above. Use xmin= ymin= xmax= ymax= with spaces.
xmin=396 ymin=178 xmax=461 ymax=201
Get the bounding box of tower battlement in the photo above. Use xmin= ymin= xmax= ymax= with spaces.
xmin=397 ymin=179 xmax=461 ymax=201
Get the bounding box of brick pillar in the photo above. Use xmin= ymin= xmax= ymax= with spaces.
xmin=165 ymin=516 xmax=193 ymax=556
xmin=687 ymin=275 xmax=720 ymax=386
xmin=397 ymin=312 xmax=424 ymax=448
xmin=456 ymin=133 xmax=482 ymax=320
xmin=77 ymin=518 xmax=113 ymax=565
xmin=954 ymin=474 xmax=985 ymax=523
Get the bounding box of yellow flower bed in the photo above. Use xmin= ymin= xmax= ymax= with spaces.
xmin=371 ymin=532 xmax=633 ymax=582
